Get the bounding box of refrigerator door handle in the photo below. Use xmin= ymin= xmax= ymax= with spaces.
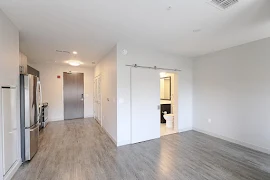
xmin=30 ymin=125 xmax=39 ymax=132
xmin=36 ymin=81 xmax=42 ymax=122
xmin=36 ymin=83 xmax=39 ymax=123
xmin=38 ymin=81 xmax=42 ymax=116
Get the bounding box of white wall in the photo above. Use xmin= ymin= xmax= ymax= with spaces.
xmin=0 ymin=10 xmax=20 ymax=180
xmin=94 ymin=46 xmax=117 ymax=143
xmin=29 ymin=63 xmax=94 ymax=121
xmin=117 ymin=42 xmax=193 ymax=146
xmin=193 ymin=37 xmax=270 ymax=154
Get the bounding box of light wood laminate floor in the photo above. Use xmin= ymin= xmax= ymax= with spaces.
xmin=160 ymin=123 xmax=177 ymax=136
xmin=13 ymin=118 xmax=270 ymax=180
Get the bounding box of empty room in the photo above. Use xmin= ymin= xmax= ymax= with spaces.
xmin=0 ymin=0 xmax=270 ymax=180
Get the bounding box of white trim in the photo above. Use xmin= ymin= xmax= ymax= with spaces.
xmin=94 ymin=117 xmax=101 ymax=126
xmin=117 ymin=140 xmax=130 ymax=147
xmin=193 ymin=128 xmax=270 ymax=155
xmin=102 ymin=127 xmax=117 ymax=145
xmin=3 ymin=160 xmax=21 ymax=180
xmin=94 ymin=119 xmax=117 ymax=146
xmin=48 ymin=116 xmax=94 ymax=122
xmin=48 ymin=118 xmax=64 ymax=122
xmin=84 ymin=116 xmax=94 ymax=119
xmin=178 ymin=127 xmax=192 ymax=133
xmin=0 ymin=86 xmax=3 ymax=180
xmin=130 ymin=67 xmax=133 ymax=144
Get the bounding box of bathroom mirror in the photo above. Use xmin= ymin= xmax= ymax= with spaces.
xmin=160 ymin=77 xmax=171 ymax=100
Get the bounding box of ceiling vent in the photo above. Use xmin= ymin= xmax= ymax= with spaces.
xmin=208 ymin=0 xmax=239 ymax=10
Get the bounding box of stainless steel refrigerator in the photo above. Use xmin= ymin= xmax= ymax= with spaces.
xmin=20 ymin=74 xmax=42 ymax=162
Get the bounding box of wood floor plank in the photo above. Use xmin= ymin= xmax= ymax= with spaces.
xmin=12 ymin=118 xmax=270 ymax=180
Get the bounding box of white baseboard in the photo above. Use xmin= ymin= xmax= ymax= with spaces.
xmin=103 ymin=128 xmax=117 ymax=146
xmin=93 ymin=117 xmax=101 ymax=125
xmin=193 ymin=128 xmax=270 ymax=155
xmin=49 ymin=116 xmax=94 ymax=122
xmin=95 ymin=119 xmax=117 ymax=146
xmin=178 ymin=127 xmax=192 ymax=133
xmin=84 ymin=116 xmax=94 ymax=119
xmin=4 ymin=160 xmax=21 ymax=180
xmin=116 ymin=127 xmax=193 ymax=147
xmin=49 ymin=118 xmax=63 ymax=122
xmin=117 ymin=140 xmax=130 ymax=147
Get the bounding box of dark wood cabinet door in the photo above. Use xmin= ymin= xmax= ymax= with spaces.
xmin=63 ymin=72 xmax=84 ymax=120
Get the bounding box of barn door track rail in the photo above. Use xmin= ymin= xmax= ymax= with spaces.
xmin=125 ymin=64 xmax=181 ymax=72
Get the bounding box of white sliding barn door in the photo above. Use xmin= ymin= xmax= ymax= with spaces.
xmin=93 ymin=79 xmax=97 ymax=120
xmin=131 ymin=68 xmax=160 ymax=144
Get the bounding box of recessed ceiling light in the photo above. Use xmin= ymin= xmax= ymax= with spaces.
xmin=68 ymin=60 xmax=82 ymax=66
xmin=73 ymin=51 xmax=78 ymax=55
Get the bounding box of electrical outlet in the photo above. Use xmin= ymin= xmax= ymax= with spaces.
xmin=208 ymin=119 xmax=212 ymax=123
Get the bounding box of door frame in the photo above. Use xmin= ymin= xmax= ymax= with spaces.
xmin=63 ymin=72 xmax=85 ymax=120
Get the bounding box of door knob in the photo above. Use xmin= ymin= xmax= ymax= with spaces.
xmin=81 ymin=94 xmax=84 ymax=101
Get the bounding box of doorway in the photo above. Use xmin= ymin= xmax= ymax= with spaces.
xmin=63 ymin=72 xmax=84 ymax=120
xmin=160 ymin=72 xmax=178 ymax=136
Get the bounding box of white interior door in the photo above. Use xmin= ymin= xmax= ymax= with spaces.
xmin=2 ymin=87 xmax=17 ymax=175
xmin=97 ymin=77 xmax=102 ymax=123
xmin=131 ymin=68 xmax=160 ymax=144
xmin=94 ymin=79 xmax=97 ymax=120
xmin=94 ymin=76 xmax=102 ymax=125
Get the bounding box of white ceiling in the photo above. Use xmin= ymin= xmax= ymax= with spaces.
xmin=0 ymin=0 xmax=270 ymax=66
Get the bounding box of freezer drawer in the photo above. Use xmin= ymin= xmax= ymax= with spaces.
xmin=25 ymin=124 xmax=39 ymax=161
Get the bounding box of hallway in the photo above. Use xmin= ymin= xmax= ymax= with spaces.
xmin=12 ymin=118 xmax=270 ymax=180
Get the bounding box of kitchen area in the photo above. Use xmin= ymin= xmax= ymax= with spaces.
xmin=19 ymin=52 xmax=49 ymax=162
xmin=1 ymin=52 xmax=48 ymax=179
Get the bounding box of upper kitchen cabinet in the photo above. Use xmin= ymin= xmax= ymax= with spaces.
xmin=19 ymin=52 xmax=28 ymax=74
